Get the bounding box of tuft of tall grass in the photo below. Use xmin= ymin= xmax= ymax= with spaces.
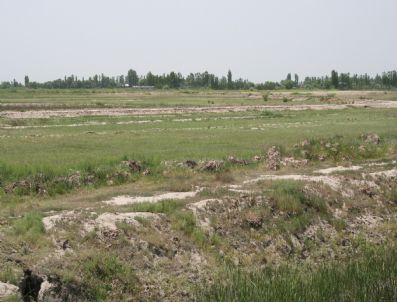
xmin=81 ymin=253 xmax=137 ymax=300
xmin=269 ymin=181 xmax=327 ymax=216
xmin=269 ymin=181 xmax=328 ymax=234
xmin=171 ymin=210 xmax=207 ymax=247
xmin=194 ymin=246 xmax=397 ymax=302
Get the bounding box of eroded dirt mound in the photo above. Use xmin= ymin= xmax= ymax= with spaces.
xmin=266 ymin=146 xmax=281 ymax=170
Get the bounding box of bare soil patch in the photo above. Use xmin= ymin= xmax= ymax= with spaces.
xmin=2 ymin=100 xmax=397 ymax=119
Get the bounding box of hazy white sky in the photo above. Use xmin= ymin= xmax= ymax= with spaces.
xmin=1 ymin=0 xmax=396 ymax=83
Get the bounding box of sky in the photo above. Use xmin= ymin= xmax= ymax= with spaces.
xmin=0 ymin=0 xmax=396 ymax=83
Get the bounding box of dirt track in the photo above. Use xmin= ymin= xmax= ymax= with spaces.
xmin=1 ymin=100 xmax=396 ymax=119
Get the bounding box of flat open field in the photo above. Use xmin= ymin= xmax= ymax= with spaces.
xmin=1 ymin=89 xmax=397 ymax=301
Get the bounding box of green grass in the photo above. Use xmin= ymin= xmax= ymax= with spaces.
xmin=1 ymin=90 xmax=397 ymax=201
xmin=292 ymin=135 xmax=389 ymax=161
xmin=195 ymin=246 xmax=397 ymax=302
xmin=123 ymin=199 xmax=186 ymax=215
xmin=3 ymin=295 xmax=21 ymax=302
xmin=1 ymin=108 xmax=396 ymax=182
xmin=268 ymin=181 xmax=329 ymax=234
xmin=0 ymin=264 xmax=18 ymax=285
xmin=13 ymin=212 xmax=45 ymax=243
xmin=61 ymin=252 xmax=138 ymax=301
xmin=171 ymin=210 xmax=207 ymax=247
xmin=270 ymin=181 xmax=328 ymax=215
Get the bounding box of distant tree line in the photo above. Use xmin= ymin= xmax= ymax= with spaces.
xmin=1 ymin=69 xmax=397 ymax=90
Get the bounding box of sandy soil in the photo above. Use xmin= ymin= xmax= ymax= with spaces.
xmin=314 ymin=165 xmax=363 ymax=174
xmin=103 ymin=191 xmax=199 ymax=206
xmin=1 ymin=100 xmax=396 ymax=119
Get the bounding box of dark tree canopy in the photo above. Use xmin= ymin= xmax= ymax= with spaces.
xmin=3 ymin=69 xmax=397 ymax=90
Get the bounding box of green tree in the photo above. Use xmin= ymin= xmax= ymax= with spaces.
xmin=294 ymin=74 xmax=299 ymax=86
xmin=331 ymin=70 xmax=339 ymax=88
xmin=119 ymin=75 xmax=125 ymax=87
xmin=24 ymin=75 xmax=29 ymax=87
xmin=227 ymin=70 xmax=233 ymax=89
xmin=127 ymin=69 xmax=139 ymax=87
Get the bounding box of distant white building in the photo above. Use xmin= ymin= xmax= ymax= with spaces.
xmin=131 ymin=85 xmax=155 ymax=89
xmin=123 ymin=84 xmax=155 ymax=89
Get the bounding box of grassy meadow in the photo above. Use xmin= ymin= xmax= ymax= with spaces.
xmin=1 ymin=108 xmax=397 ymax=181
xmin=1 ymin=89 xmax=397 ymax=301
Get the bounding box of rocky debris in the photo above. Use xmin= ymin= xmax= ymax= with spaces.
xmin=281 ymin=157 xmax=309 ymax=168
xmin=354 ymin=214 xmax=383 ymax=229
xmin=360 ymin=186 xmax=376 ymax=198
xmin=362 ymin=133 xmax=381 ymax=145
xmin=4 ymin=182 xmax=17 ymax=194
xmin=142 ymin=168 xmax=151 ymax=176
xmin=369 ymin=168 xmax=397 ymax=180
xmin=188 ymin=199 xmax=220 ymax=215
xmin=84 ymin=212 xmax=161 ymax=233
xmin=3 ymin=178 xmax=47 ymax=195
xmin=65 ymin=172 xmax=81 ymax=187
xmin=184 ymin=160 xmax=198 ymax=169
xmin=243 ymin=212 xmax=263 ymax=229
xmin=0 ymin=282 xmax=19 ymax=300
xmin=188 ymin=199 xmax=221 ymax=233
xmin=42 ymin=211 xmax=77 ymax=231
xmin=253 ymin=155 xmax=262 ymax=161
xmin=303 ymin=221 xmax=337 ymax=242
xmin=107 ymin=170 xmax=131 ymax=183
xmin=266 ymin=146 xmax=281 ymax=170
xmin=300 ymin=139 xmax=310 ymax=147
xmin=53 ymin=172 xmax=95 ymax=188
xmin=38 ymin=274 xmax=87 ymax=302
xmin=227 ymin=156 xmax=248 ymax=165
xmin=199 ymin=160 xmax=224 ymax=172
xmin=122 ymin=160 xmax=142 ymax=173
xmin=20 ymin=269 xmax=43 ymax=302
